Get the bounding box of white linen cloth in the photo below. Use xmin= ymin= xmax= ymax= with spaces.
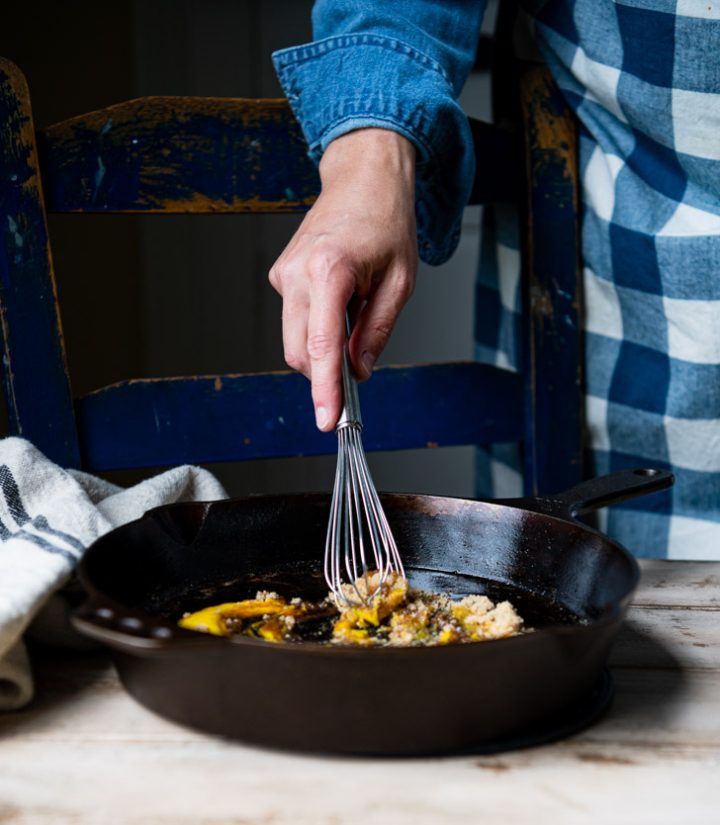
xmin=0 ymin=437 xmax=227 ymax=710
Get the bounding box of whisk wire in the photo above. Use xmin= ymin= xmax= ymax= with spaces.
xmin=325 ymin=439 xmax=344 ymax=594
xmin=324 ymin=313 xmax=405 ymax=607
xmin=345 ymin=431 xmax=366 ymax=583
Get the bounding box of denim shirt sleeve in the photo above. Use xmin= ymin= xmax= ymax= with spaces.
xmin=271 ymin=0 xmax=487 ymax=265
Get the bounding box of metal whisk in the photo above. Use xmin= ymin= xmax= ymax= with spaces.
xmin=323 ymin=314 xmax=404 ymax=606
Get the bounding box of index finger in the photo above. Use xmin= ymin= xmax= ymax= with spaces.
xmin=306 ymin=260 xmax=355 ymax=431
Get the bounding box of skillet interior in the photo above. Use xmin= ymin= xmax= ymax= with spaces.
xmin=82 ymin=491 xmax=637 ymax=632
xmin=147 ymin=561 xmax=582 ymax=637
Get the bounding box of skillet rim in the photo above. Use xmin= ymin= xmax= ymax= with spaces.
xmin=73 ymin=489 xmax=640 ymax=656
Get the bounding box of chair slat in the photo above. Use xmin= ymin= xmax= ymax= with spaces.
xmin=35 ymin=97 xmax=517 ymax=214
xmin=37 ymin=97 xmax=319 ymax=214
xmin=75 ymin=363 xmax=523 ymax=471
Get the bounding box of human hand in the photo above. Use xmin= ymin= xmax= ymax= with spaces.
xmin=268 ymin=128 xmax=417 ymax=431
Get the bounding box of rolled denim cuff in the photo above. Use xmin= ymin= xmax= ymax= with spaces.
xmin=272 ymin=35 xmax=476 ymax=265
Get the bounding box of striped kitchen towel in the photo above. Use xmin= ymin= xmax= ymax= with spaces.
xmin=0 ymin=437 xmax=226 ymax=710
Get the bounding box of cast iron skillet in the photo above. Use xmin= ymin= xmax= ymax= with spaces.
xmin=72 ymin=468 xmax=672 ymax=755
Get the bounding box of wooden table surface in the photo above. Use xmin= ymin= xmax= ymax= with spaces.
xmin=1 ymin=559 xmax=718 ymax=825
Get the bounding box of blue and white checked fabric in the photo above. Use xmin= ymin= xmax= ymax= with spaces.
xmin=478 ymin=1 xmax=720 ymax=558
xmin=275 ymin=0 xmax=720 ymax=559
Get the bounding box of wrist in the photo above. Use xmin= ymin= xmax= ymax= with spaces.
xmin=319 ymin=128 xmax=416 ymax=187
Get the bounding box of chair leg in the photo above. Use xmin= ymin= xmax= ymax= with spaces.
xmin=0 ymin=59 xmax=80 ymax=467
xmin=519 ymin=64 xmax=584 ymax=496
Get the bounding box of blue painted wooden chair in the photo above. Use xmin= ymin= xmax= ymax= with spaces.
xmin=0 ymin=54 xmax=581 ymax=495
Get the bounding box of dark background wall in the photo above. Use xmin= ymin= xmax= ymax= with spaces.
xmin=0 ymin=0 xmax=491 ymax=498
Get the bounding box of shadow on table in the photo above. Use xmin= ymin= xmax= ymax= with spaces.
xmin=0 ymin=619 xmax=689 ymax=755
xmin=0 ymin=646 xmax=114 ymax=739
xmin=604 ymin=617 xmax=689 ymax=733
xmin=439 ymin=618 xmax=690 ymax=760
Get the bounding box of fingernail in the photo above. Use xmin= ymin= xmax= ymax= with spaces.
xmin=315 ymin=406 xmax=329 ymax=431
xmin=361 ymin=351 xmax=376 ymax=377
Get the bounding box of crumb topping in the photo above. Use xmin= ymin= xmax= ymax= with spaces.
xmin=179 ymin=571 xmax=527 ymax=647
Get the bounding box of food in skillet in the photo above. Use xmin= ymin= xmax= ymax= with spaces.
xmin=178 ymin=571 xmax=526 ymax=647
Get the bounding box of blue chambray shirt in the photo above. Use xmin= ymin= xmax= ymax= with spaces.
xmin=273 ymin=1 xmax=720 ymax=560
xmin=272 ymin=0 xmax=485 ymax=266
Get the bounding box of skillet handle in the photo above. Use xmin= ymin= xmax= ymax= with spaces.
xmin=71 ymin=594 xmax=223 ymax=653
xmin=524 ymin=468 xmax=674 ymax=521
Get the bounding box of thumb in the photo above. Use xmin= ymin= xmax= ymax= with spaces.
xmin=349 ymin=270 xmax=414 ymax=380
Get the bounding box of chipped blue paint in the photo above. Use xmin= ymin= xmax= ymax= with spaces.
xmin=0 ymin=59 xmax=80 ymax=467
xmin=7 ymin=215 xmax=23 ymax=248
xmin=75 ymin=364 xmax=523 ymax=471
xmin=99 ymin=117 xmax=113 ymax=136
xmin=36 ymin=101 xmax=320 ymax=213
xmin=36 ymin=101 xmax=507 ymax=215
xmin=7 ymin=216 xmax=23 ymax=265
xmin=93 ymin=156 xmax=106 ymax=199
xmin=521 ymin=68 xmax=582 ymax=496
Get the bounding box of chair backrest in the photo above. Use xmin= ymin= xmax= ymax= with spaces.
xmin=0 ymin=55 xmax=581 ymax=495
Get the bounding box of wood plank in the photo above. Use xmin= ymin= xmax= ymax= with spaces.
xmin=0 ymin=657 xmax=718 ymax=825
xmin=37 ymin=96 xmax=509 ymax=214
xmin=0 ymin=59 xmax=80 ymax=466
xmin=75 ymin=362 xmax=523 ymax=470
xmin=611 ymin=609 xmax=720 ymax=670
xmin=38 ymin=97 xmax=319 ymax=214
xmin=635 ymin=559 xmax=720 ymax=608
xmin=0 ymin=736 xmax=718 ymax=825
xmin=586 ymin=668 xmax=720 ymax=750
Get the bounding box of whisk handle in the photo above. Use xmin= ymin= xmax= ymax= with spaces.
xmin=337 ymin=312 xmax=362 ymax=430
